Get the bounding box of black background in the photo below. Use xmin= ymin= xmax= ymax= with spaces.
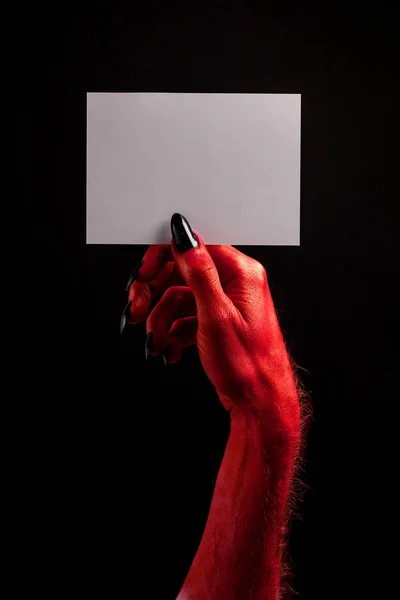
xmin=25 ymin=3 xmax=398 ymax=599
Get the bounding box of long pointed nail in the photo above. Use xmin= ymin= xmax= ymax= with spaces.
xmin=171 ymin=213 xmax=198 ymax=252
xmin=126 ymin=259 xmax=144 ymax=291
xmin=120 ymin=301 xmax=132 ymax=334
xmin=145 ymin=332 xmax=154 ymax=360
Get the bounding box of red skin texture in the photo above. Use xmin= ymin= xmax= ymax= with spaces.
xmin=127 ymin=234 xmax=302 ymax=599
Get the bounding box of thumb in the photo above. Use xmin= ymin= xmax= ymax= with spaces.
xmin=170 ymin=213 xmax=227 ymax=315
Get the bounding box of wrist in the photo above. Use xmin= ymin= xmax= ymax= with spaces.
xmin=232 ymin=408 xmax=298 ymax=448
xmin=220 ymin=385 xmax=301 ymax=448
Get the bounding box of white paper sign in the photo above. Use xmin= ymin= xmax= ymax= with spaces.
xmin=87 ymin=93 xmax=301 ymax=245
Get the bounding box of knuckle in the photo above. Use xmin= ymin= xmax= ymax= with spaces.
xmin=163 ymin=286 xmax=177 ymax=300
xmin=160 ymin=285 xmax=183 ymax=307
xmin=249 ymin=260 xmax=268 ymax=285
xmin=154 ymin=286 xmax=186 ymax=318
xmin=231 ymin=255 xmax=267 ymax=286
xmin=231 ymin=255 xmax=249 ymax=279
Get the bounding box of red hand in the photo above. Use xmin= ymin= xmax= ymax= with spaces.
xmin=126 ymin=234 xmax=300 ymax=432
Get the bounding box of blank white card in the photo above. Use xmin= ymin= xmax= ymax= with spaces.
xmin=87 ymin=93 xmax=301 ymax=245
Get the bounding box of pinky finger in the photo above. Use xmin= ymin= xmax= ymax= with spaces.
xmin=164 ymin=316 xmax=198 ymax=364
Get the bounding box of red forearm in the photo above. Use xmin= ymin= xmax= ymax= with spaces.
xmin=177 ymin=395 xmax=300 ymax=600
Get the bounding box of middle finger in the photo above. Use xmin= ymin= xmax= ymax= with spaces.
xmin=128 ymin=261 xmax=185 ymax=324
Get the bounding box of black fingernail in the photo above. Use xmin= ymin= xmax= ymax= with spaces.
xmin=145 ymin=332 xmax=154 ymax=360
xmin=162 ymin=352 xmax=168 ymax=366
xmin=120 ymin=301 xmax=132 ymax=334
xmin=171 ymin=213 xmax=198 ymax=252
xmin=125 ymin=259 xmax=144 ymax=291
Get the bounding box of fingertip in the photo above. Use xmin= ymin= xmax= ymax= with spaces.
xmin=166 ymin=338 xmax=183 ymax=364
xmin=170 ymin=231 xmax=205 ymax=269
xmin=134 ymin=262 xmax=153 ymax=283
xmin=125 ymin=259 xmax=144 ymax=290
xmin=170 ymin=213 xmax=200 ymax=253
xmin=127 ymin=283 xmax=151 ymax=324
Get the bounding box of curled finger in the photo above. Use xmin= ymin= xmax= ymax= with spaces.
xmin=164 ymin=316 xmax=198 ymax=364
xmin=146 ymin=286 xmax=196 ymax=355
